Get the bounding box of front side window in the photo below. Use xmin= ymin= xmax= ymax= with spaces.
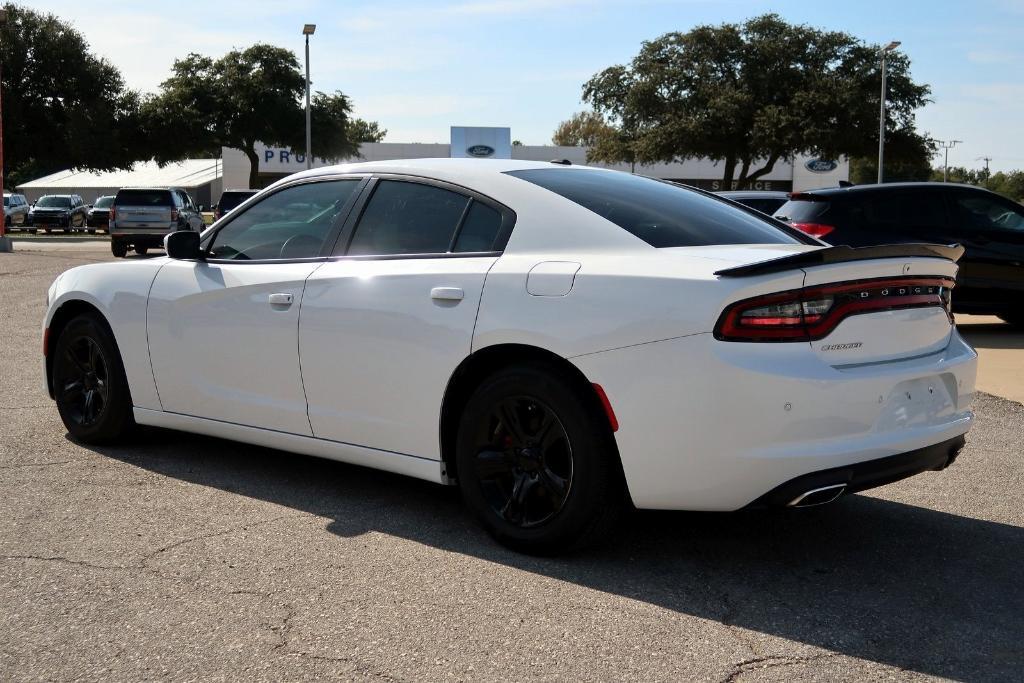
xmin=953 ymin=194 xmax=1024 ymax=232
xmin=207 ymin=179 xmax=360 ymax=260
xmin=507 ymin=168 xmax=804 ymax=247
xmin=347 ymin=180 xmax=470 ymax=255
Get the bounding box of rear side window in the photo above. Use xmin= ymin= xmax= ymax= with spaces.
xmin=862 ymin=192 xmax=949 ymax=230
xmin=454 ymin=201 xmax=503 ymax=252
xmin=952 ymin=193 xmax=1024 ymax=232
xmin=507 ymin=169 xmax=801 ymax=247
xmin=347 ymin=181 xmax=470 ymax=255
xmin=115 ymin=190 xmax=172 ymax=206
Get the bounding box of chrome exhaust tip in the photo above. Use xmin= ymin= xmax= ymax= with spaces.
xmin=787 ymin=483 xmax=847 ymax=508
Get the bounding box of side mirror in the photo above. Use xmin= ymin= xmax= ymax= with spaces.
xmin=165 ymin=230 xmax=202 ymax=259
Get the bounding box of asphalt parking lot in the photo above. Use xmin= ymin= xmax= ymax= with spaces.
xmin=1 ymin=240 xmax=1022 ymax=681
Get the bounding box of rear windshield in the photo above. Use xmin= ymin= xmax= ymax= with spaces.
xmin=37 ymin=196 xmax=72 ymax=208
xmin=773 ymin=198 xmax=832 ymax=222
xmin=94 ymin=196 xmax=114 ymax=208
xmin=115 ymin=190 xmax=172 ymax=206
xmin=219 ymin=191 xmax=257 ymax=213
xmin=506 ymin=169 xmax=802 ymax=247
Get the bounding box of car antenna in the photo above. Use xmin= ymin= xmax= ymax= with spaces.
xmin=549 ymin=159 xmax=572 ymax=165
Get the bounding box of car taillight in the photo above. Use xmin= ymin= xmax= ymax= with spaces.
xmin=790 ymin=222 xmax=835 ymax=238
xmin=715 ymin=277 xmax=955 ymax=342
xmin=109 ymin=206 xmax=116 ymax=221
xmin=170 ymin=209 xmax=179 ymax=221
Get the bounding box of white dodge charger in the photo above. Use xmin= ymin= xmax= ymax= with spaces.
xmin=43 ymin=159 xmax=977 ymax=553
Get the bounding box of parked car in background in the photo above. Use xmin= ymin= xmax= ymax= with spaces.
xmin=42 ymin=159 xmax=976 ymax=553
xmin=3 ymin=192 xmax=31 ymax=231
xmin=86 ymin=196 xmax=115 ymax=233
xmin=214 ymin=189 xmax=258 ymax=221
xmin=774 ymin=182 xmax=1024 ymax=327
xmin=27 ymin=194 xmax=88 ymax=233
xmin=716 ymin=190 xmax=790 ymax=216
xmin=109 ymin=187 xmax=204 ymax=257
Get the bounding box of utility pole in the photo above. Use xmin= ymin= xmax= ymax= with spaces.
xmin=936 ymin=140 xmax=962 ymax=182
xmin=0 ymin=8 xmax=11 ymax=252
xmin=977 ymin=156 xmax=992 ymax=181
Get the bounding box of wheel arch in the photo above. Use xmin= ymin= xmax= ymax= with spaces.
xmin=438 ymin=343 xmax=619 ymax=484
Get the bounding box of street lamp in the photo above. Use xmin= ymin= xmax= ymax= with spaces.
xmin=877 ymin=40 xmax=901 ymax=184
xmin=302 ymin=23 xmax=316 ymax=170
xmin=0 ymin=8 xmax=10 ymax=248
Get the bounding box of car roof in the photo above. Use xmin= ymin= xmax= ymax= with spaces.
xmin=788 ymin=182 xmax=987 ymax=198
xmin=222 ymin=188 xmax=258 ymax=193
xmin=282 ymin=158 xmax=609 ymax=185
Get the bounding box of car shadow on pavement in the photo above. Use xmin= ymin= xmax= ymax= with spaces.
xmin=958 ymin=321 xmax=1024 ymax=350
xmin=84 ymin=428 xmax=1022 ymax=681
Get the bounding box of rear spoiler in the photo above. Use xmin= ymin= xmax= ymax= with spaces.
xmin=715 ymin=243 xmax=964 ymax=277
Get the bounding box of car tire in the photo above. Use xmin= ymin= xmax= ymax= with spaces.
xmin=52 ymin=314 xmax=135 ymax=445
xmin=455 ymin=363 xmax=626 ymax=555
xmin=998 ymin=312 xmax=1024 ymax=328
xmin=111 ymin=241 xmax=128 ymax=258
xmin=134 ymin=246 xmax=148 ymax=256
xmin=88 ymin=229 xmax=96 ymax=234
xmin=29 ymin=228 xmax=37 ymax=234
xmin=45 ymin=229 xmax=52 ymax=234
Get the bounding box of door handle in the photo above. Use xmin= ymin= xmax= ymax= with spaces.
xmin=268 ymin=292 xmax=293 ymax=307
xmin=430 ymin=287 xmax=464 ymax=301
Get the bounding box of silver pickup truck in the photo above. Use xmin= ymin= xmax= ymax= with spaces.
xmin=109 ymin=187 xmax=204 ymax=257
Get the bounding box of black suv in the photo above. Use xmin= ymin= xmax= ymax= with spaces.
xmin=214 ymin=189 xmax=258 ymax=220
xmin=774 ymin=183 xmax=1024 ymax=325
xmin=28 ymin=194 xmax=89 ymax=232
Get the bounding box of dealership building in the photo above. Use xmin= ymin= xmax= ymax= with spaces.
xmin=19 ymin=127 xmax=848 ymax=204
xmin=222 ymin=127 xmax=847 ymax=194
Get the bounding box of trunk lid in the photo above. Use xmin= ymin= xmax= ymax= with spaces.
xmin=712 ymin=244 xmax=961 ymax=366
xmin=801 ymin=256 xmax=957 ymax=365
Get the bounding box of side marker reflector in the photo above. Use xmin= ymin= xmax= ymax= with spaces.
xmin=592 ymin=383 xmax=619 ymax=432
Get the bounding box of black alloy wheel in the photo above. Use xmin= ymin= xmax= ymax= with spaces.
xmin=472 ymin=396 xmax=574 ymax=528
xmin=56 ymin=335 xmax=109 ymax=427
xmin=52 ymin=315 xmax=134 ymax=444
xmin=456 ymin=363 xmax=625 ymax=554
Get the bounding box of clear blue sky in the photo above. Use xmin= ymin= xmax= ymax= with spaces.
xmin=36 ymin=0 xmax=1024 ymax=172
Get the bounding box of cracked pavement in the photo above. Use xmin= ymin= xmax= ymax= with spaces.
xmin=2 ymin=242 xmax=1023 ymax=681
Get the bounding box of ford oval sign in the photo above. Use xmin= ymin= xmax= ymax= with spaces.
xmin=467 ymin=145 xmax=495 ymax=158
xmin=805 ymin=158 xmax=838 ymax=173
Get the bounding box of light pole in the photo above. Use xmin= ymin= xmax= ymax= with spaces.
xmin=0 ymin=8 xmax=10 ymax=250
xmin=877 ymin=40 xmax=901 ymax=184
xmin=302 ymin=24 xmax=316 ymax=170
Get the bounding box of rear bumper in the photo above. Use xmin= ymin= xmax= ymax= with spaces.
xmin=747 ymin=435 xmax=965 ymax=507
xmin=111 ymin=230 xmax=171 ymax=247
xmin=571 ymin=330 xmax=978 ymax=511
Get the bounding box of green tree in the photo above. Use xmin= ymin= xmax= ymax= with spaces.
xmin=347 ymin=118 xmax=387 ymax=143
xmin=0 ymin=3 xmax=144 ymax=187
xmin=145 ymin=44 xmax=381 ymax=187
xmin=552 ymin=110 xmax=643 ymax=171
xmin=582 ymin=14 xmax=932 ymax=187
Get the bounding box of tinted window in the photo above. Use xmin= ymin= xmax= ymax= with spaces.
xmin=862 ymin=192 xmax=948 ymax=230
xmin=36 ymin=196 xmax=72 ymax=208
xmin=737 ymin=198 xmax=787 ymax=215
xmin=115 ymin=190 xmax=172 ymax=206
xmin=208 ymin=180 xmax=359 ymax=260
xmin=2 ymin=197 xmax=8 ymax=207
xmin=94 ymin=197 xmax=114 ymax=208
xmin=219 ymin=191 xmax=257 ymax=213
xmin=507 ymin=169 xmax=800 ymax=247
xmin=348 ymin=181 xmax=470 ymax=255
xmin=953 ymin=194 xmax=1024 ymax=232
xmin=454 ymin=201 xmax=503 ymax=252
